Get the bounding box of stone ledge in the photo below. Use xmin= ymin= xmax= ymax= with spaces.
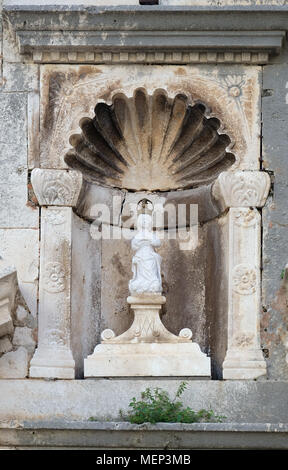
xmin=1 ymin=420 xmax=288 ymax=449
xmin=1 ymin=379 xmax=288 ymax=424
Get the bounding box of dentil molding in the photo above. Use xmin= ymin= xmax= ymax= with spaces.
xmin=3 ymin=4 xmax=286 ymax=64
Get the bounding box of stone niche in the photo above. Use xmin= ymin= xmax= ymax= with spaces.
xmin=29 ymin=64 xmax=270 ymax=380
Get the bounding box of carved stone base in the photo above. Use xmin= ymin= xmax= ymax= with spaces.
xmin=101 ymin=295 xmax=194 ymax=344
xmin=84 ymin=343 xmax=211 ymax=377
xmin=29 ymin=347 xmax=75 ymax=379
xmin=84 ymin=294 xmax=211 ymax=378
xmin=223 ymin=349 xmax=267 ymax=380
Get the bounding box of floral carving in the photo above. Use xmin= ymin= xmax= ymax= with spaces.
xmin=232 ymin=264 xmax=257 ymax=295
xmin=44 ymin=262 xmax=66 ymax=293
xmin=231 ymin=174 xmax=262 ymax=206
xmin=222 ymin=75 xmax=245 ymax=100
xmin=134 ymin=316 xmax=160 ymax=338
xmin=234 ymin=209 xmax=257 ymax=227
xmin=31 ymin=169 xmax=82 ymax=207
xmin=213 ymin=171 xmax=270 ymax=208
xmin=42 ymin=174 xmax=73 ymax=205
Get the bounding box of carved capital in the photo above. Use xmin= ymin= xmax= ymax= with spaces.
xmin=31 ymin=169 xmax=83 ymax=207
xmin=212 ymin=171 xmax=270 ymax=209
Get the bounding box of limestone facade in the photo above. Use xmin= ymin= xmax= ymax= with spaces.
xmin=1 ymin=1 xmax=288 ymax=431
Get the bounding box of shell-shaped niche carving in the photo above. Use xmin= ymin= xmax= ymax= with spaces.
xmin=65 ymin=88 xmax=235 ymax=191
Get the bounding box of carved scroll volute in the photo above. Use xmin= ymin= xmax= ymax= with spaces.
xmin=31 ymin=168 xmax=83 ymax=207
xmin=212 ymin=170 xmax=271 ymax=210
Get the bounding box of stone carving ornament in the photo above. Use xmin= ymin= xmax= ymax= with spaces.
xmin=65 ymin=88 xmax=235 ymax=191
xmin=43 ymin=262 xmax=66 ymax=293
xmin=232 ymin=264 xmax=257 ymax=295
xmin=42 ymin=177 xmax=71 ymax=205
xmin=212 ymin=170 xmax=270 ymax=209
xmin=129 ymin=213 xmax=162 ymax=295
xmin=31 ymin=169 xmax=82 ymax=207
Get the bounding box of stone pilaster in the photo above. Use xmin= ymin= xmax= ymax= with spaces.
xmin=212 ymin=171 xmax=270 ymax=379
xmin=29 ymin=169 xmax=82 ymax=379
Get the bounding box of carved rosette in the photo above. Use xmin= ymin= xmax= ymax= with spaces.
xmin=222 ymin=75 xmax=245 ymax=101
xmin=31 ymin=168 xmax=82 ymax=207
xmin=43 ymin=261 xmax=66 ymax=293
xmin=232 ymin=264 xmax=257 ymax=295
xmin=212 ymin=170 xmax=270 ymax=209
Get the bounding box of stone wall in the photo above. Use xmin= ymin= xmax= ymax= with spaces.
xmin=262 ymin=47 xmax=288 ymax=380
xmin=0 ymin=1 xmax=288 ymax=383
xmin=0 ymin=0 xmax=38 ymax=378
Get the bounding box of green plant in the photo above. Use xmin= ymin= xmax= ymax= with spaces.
xmin=120 ymin=381 xmax=225 ymax=424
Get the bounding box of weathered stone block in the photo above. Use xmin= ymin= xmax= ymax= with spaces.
xmin=15 ymin=305 xmax=29 ymax=324
xmin=0 ymin=92 xmax=27 ymax=177
xmin=2 ymin=12 xmax=21 ymax=63
xmin=0 ymin=347 xmax=28 ymax=378
xmin=0 ymin=336 xmax=13 ymax=354
xmin=85 ymin=343 xmax=211 ymax=378
xmin=262 ymin=62 xmax=288 ymax=380
xmin=0 ymin=299 xmax=13 ymax=336
xmin=13 ymin=326 xmax=36 ymax=350
xmin=76 ymin=182 xmax=124 ymax=225
xmin=0 ymin=229 xmax=39 ymax=318
xmin=71 ymin=213 xmax=101 ymax=378
xmin=0 ymin=257 xmax=17 ymax=338
xmin=0 ymin=63 xmax=39 ymax=92
xmin=0 ymin=93 xmax=39 ymax=228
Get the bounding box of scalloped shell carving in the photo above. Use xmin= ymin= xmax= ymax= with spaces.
xmin=65 ymin=88 xmax=235 ymax=191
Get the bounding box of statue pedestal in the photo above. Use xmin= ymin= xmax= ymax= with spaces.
xmin=84 ymin=295 xmax=211 ymax=378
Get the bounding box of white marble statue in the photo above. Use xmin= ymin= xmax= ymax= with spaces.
xmin=129 ymin=212 xmax=162 ymax=295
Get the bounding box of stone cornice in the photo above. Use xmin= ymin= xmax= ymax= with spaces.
xmin=3 ymin=5 xmax=286 ymax=64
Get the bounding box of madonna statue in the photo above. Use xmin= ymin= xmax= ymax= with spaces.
xmin=128 ymin=212 xmax=162 ymax=295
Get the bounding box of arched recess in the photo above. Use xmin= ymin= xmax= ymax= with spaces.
xmin=64 ymin=88 xmax=236 ymax=191
xmin=29 ymin=86 xmax=269 ymax=380
xmin=64 ymin=88 xmax=237 ymax=379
